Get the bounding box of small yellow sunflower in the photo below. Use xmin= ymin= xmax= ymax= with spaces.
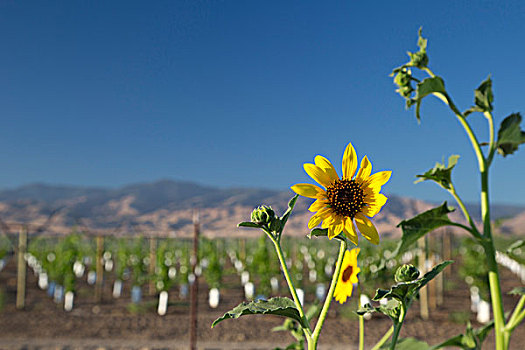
xmin=334 ymin=248 xmax=360 ymax=304
xmin=291 ymin=142 xmax=391 ymax=245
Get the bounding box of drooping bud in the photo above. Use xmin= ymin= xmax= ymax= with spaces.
xmin=395 ymin=264 xmax=420 ymax=283
xmin=251 ymin=205 xmax=275 ymax=225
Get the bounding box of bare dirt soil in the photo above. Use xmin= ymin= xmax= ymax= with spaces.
xmin=0 ymin=257 xmax=524 ymax=350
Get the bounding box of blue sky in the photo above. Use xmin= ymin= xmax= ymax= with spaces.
xmin=0 ymin=1 xmax=524 ymax=205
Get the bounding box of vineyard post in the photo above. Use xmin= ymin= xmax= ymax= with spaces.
xmin=148 ymin=236 xmax=157 ymax=296
xmin=16 ymin=225 xmax=27 ymax=310
xmin=443 ymin=230 xmax=452 ymax=278
xmin=418 ymin=237 xmax=429 ymax=319
xmin=436 ymin=230 xmax=444 ymax=306
xmin=189 ymin=210 xmax=200 ymax=350
xmin=95 ymin=235 xmax=104 ymax=302
xmin=428 ymin=234 xmax=437 ymax=311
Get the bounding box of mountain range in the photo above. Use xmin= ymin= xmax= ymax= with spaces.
xmin=0 ymin=180 xmax=523 ymax=238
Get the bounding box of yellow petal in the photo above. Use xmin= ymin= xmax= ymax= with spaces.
xmin=328 ymin=217 xmax=344 ymax=239
xmin=365 ymin=193 xmax=388 ymax=208
xmin=322 ymin=214 xmax=335 ymax=229
xmin=304 ymin=163 xmax=332 ymax=188
xmin=343 ymin=218 xmax=358 ymax=245
xmin=363 ymin=171 xmax=392 ymax=188
xmin=342 ymin=142 xmax=357 ymax=179
xmin=308 ymin=199 xmax=327 ymax=212
xmin=291 ymin=183 xmax=325 ymax=199
xmin=361 ymin=203 xmax=382 ymax=218
xmin=307 ymin=207 xmax=331 ymax=229
xmin=354 ymin=213 xmax=380 ymax=245
xmin=355 ymin=156 xmax=372 ymax=183
xmin=314 ymin=155 xmax=339 ymax=183
xmin=350 ymin=267 xmax=361 ymax=284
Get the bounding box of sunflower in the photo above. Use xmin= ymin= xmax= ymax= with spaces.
xmin=334 ymin=248 xmax=360 ymax=304
xmin=291 ymin=142 xmax=391 ymax=245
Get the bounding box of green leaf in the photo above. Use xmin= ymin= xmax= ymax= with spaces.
xmin=406 ymin=28 xmax=429 ymax=70
xmin=465 ymin=76 xmax=494 ymax=116
xmin=474 ymin=76 xmax=494 ymax=113
xmin=430 ymin=321 xmax=494 ymax=350
xmin=211 ymin=297 xmax=307 ymax=329
xmin=372 ymin=261 xmax=453 ymax=302
xmin=509 ymin=287 xmax=525 ymax=296
xmin=280 ymin=195 xmax=299 ymax=229
xmin=238 ymin=221 xmax=262 ymax=228
xmin=393 ymin=203 xmax=455 ymax=257
xmin=357 ymin=298 xmax=402 ymax=321
xmin=497 ymin=113 xmax=525 ymax=156
xmin=414 ymin=77 xmax=447 ymax=122
xmin=380 ymin=337 xmax=431 ymax=350
xmin=506 ymin=240 xmax=525 ymax=254
xmin=415 ymin=155 xmax=460 ymax=190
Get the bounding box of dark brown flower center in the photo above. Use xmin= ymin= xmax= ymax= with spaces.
xmin=342 ymin=265 xmax=353 ymax=282
xmin=326 ymin=179 xmax=365 ymax=218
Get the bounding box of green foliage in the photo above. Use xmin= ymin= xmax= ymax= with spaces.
xmin=465 ymin=76 xmax=494 ymax=116
xmin=458 ymin=238 xmax=490 ymax=300
xmin=509 ymin=287 xmax=525 ymax=296
xmin=496 ymin=113 xmax=525 ymax=156
xmin=413 ymin=76 xmax=447 ymax=122
xmin=211 ymin=297 xmax=307 ymax=329
xmin=372 ymin=261 xmax=452 ymax=304
xmin=430 ymin=321 xmax=494 ymax=350
xmin=393 ymin=203 xmax=455 ymax=257
xmin=415 ymin=155 xmax=460 ymax=190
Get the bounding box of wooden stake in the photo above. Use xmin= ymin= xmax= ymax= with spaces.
xmin=189 ymin=210 xmax=200 ymax=350
xmin=95 ymin=236 xmax=104 ymax=302
xmin=418 ymin=237 xmax=429 ymax=320
xmin=16 ymin=226 xmax=27 ymax=310
xmin=148 ymin=237 xmax=157 ymax=296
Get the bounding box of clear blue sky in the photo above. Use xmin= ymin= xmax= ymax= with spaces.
xmin=1 ymin=1 xmax=524 ymax=205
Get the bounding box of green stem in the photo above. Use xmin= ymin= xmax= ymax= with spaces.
xmin=359 ymin=315 xmax=364 ymax=350
xmin=389 ymin=305 xmax=406 ymax=350
xmin=506 ymin=295 xmax=525 ymax=329
xmin=504 ymin=295 xmax=525 ymax=348
xmin=270 ymin=237 xmax=312 ymax=339
xmin=485 ymin=111 xmax=497 ymax=166
xmin=449 ymin=186 xmax=482 ymax=238
xmin=311 ymin=239 xmax=347 ymax=346
xmin=479 ymin=169 xmax=505 ymax=350
xmin=371 ymin=326 xmax=394 ymax=350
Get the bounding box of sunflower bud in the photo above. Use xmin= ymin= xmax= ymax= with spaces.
xmin=251 ymin=205 xmax=275 ymax=225
xmin=395 ymin=264 xmax=420 ymax=283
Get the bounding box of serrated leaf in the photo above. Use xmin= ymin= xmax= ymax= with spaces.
xmin=211 ymin=297 xmax=306 ymax=329
xmin=380 ymin=337 xmax=431 ymax=350
xmin=509 ymin=287 xmax=525 ymax=295
xmin=238 ymin=222 xmax=262 ymax=228
xmin=415 ymin=155 xmax=460 ymax=190
xmin=474 ymin=76 xmax=494 ymax=113
xmin=414 ymin=77 xmax=447 ymax=122
xmin=497 ymin=113 xmax=525 ymax=156
xmin=372 ymin=261 xmax=453 ymax=303
xmin=393 ymin=203 xmax=455 ymax=257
